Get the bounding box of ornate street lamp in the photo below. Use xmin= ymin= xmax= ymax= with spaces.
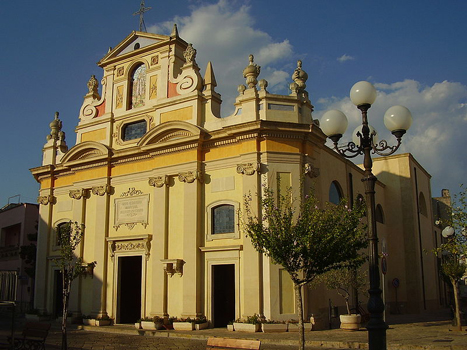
xmin=321 ymin=81 xmax=412 ymax=350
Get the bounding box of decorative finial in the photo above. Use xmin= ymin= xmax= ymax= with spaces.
xmin=291 ymin=59 xmax=308 ymax=92
xmin=133 ymin=0 xmax=152 ymax=32
xmin=243 ymin=54 xmax=261 ymax=89
xmin=183 ymin=43 xmax=197 ymax=64
xmin=47 ymin=112 xmax=65 ymax=142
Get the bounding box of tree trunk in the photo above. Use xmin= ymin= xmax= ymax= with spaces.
xmin=61 ymin=272 xmax=71 ymax=350
xmin=294 ymin=283 xmax=305 ymax=350
xmin=451 ymin=277 xmax=462 ymax=331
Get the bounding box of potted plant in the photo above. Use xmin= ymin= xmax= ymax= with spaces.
xmin=140 ymin=316 xmax=163 ymax=330
xmin=194 ymin=316 xmax=209 ymax=330
xmin=172 ymin=317 xmax=195 ymax=331
xmin=95 ymin=315 xmax=112 ymax=327
xmin=82 ymin=315 xmax=95 ymax=326
xmin=261 ymin=319 xmax=287 ymax=333
xmin=314 ymin=267 xmax=367 ymax=331
xmin=233 ymin=314 xmax=261 ymax=332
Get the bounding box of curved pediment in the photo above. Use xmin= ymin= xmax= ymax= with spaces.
xmin=61 ymin=141 xmax=111 ymax=164
xmin=139 ymin=121 xmax=205 ymax=147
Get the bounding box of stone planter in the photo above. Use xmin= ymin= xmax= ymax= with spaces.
xmin=261 ymin=323 xmax=287 ymax=333
xmin=172 ymin=322 xmax=195 ymax=330
xmin=233 ymin=322 xmax=261 ymax=332
xmin=141 ymin=320 xmax=164 ymax=330
xmin=95 ymin=319 xmax=112 ymax=326
xmin=287 ymin=323 xmax=312 ymax=332
xmin=227 ymin=324 xmax=234 ymax=331
xmin=195 ymin=322 xmax=209 ymax=330
xmin=82 ymin=319 xmax=96 ymax=326
xmin=135 ymin=322 xmax=141 ymax=329
xmin=339 ymin=314 xmax=361 ymax=331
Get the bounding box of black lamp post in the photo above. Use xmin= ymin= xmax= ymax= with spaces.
xmin=320 ymin=81 xmax=412 ymax=350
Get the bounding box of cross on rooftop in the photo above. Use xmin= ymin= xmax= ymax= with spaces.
xmin=133 ymin=0 xmax=152 ymax=32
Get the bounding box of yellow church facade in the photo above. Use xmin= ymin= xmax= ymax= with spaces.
xmin=30 ymin=28 xmax=443 ymax=326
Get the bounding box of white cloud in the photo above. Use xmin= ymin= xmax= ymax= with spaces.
xmin=337 ymin=54 xmax=354 ymax=63
xmin=147 ymin=0 xmax=294 ymax=115
xmin=315 ymin=80 xmax=467 ymax=195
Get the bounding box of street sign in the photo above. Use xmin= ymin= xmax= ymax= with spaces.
xmin=392 ymin=278 xmax=400 ymax=288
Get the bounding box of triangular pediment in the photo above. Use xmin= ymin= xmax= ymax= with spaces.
xmin=98 ymin=31 xmax=171 ymax=66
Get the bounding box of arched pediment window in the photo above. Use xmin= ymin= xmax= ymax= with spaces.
xmin=130 ymin=64 xmax=146 ymax=109
xmin=375 ymin=204 xmax=385 ymax=223
xmin=419 ymin=192 xmax=427 ymax=217
xmin=206 ymin=200 xmax=239 ymax=241
xmin=329 ymin=181 xmax=343 ymax=205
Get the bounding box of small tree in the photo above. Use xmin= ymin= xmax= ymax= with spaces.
xmin=243 ymin=188 xmax=367 ymax=350
xmin=312 ymin=267 xmax=367 ymax=315
xmin=433 ymin=184 xmax=467 ymax=331
xmin=52 ymin=222 xmax=85 ymax=350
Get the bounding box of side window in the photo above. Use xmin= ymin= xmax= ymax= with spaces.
xmin=375 ymin=204 xmax=385 ymax=223
xmin=206 ymin=200 xmax=239 ymax=241
xmin=55 ymin=222 xmax=71 ymax=247
xmin=129 ymin=64 xmax=147 ymax=109
xmin=329 ymin=181 xmax=343 ymax=205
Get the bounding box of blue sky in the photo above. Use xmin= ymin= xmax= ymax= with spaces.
xmin=1 ymin=0 xmax=466 ymax=205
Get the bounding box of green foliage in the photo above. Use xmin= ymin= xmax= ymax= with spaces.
xmin=19 ymin=223 xmax=38 ymax=279
xmin=235 ymin=314 xmax=261 ymax=324
xmin=243 ymin=187 xmax=368 ymax=287
xmin=433 ymin=184 xmax=467 ymax=280
xmin=52 ymin=222 xmax=85 ymax=282
xmin=312 ymin=267 xmax=367 ymax=315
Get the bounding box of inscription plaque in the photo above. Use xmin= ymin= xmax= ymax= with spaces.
xmin=114 ymin=194 xmax=149 ymax=230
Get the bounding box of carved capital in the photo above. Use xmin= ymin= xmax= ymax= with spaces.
xmin=236 ymin=163 xmax=260 ymax=176
xmin=149 ymin=175 xmax=169 ymax=188
xmin=304 ymin=163 xmax=320 ymax=178
xmin=178 ymin=170 xmax=201 ymax=183
xmin=92 ymin=185 xmax=111 ymax=196
xmin=69 ymin=189 xmax=88 ymax=200
xmin=37 ymin=195 xmax=55 ymax=205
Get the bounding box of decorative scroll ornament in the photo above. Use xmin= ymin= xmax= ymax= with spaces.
xmin=108 ymin=236 xmax=151 ymax=261
xmin=37 ymin=195 xmax=55 ymax=205
xmin=304 ymin=163 xmax=320 ymax=178
xmin=178 ymin=170 xmax=201 ymax=183
xmin=92 ymin=185 xmax=111 ymax=196
xmin=183 ymin=43 xmax=197 ymax=64
xmin=243 ymin=54 xmax=261 ymax=89
xmin=149 ymin=175 xmax=169 ymax=188
xmin=87 ymin=75 xmax=99 ymax=96
xmin=120 ymin=187 xmax=143 ymax=197
xmin=236 ymin=163 xmax=260 ymax=176
xmin=168 ymin=44 xmax=202 ymax=95
xmin=69 ymin=189 xmax=88 ymax=200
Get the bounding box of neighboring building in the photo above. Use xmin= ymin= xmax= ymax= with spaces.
xmin=0 ymin=202 xmax=39 ymax=311
xmin=30 ymin=28 xmax=443 ymax=325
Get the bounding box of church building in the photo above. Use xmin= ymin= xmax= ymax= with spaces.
xmin=30 ymin=27 xmax=443 ymax=326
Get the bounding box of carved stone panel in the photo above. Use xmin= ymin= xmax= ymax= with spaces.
xmin=114 ymin=194 xmax=149 ymax=230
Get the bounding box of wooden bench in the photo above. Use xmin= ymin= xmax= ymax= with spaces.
xmin=207 ymin=337 xmax=261 ymax=350
xmin=9 ymin=322 xmax=51 ymax=350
